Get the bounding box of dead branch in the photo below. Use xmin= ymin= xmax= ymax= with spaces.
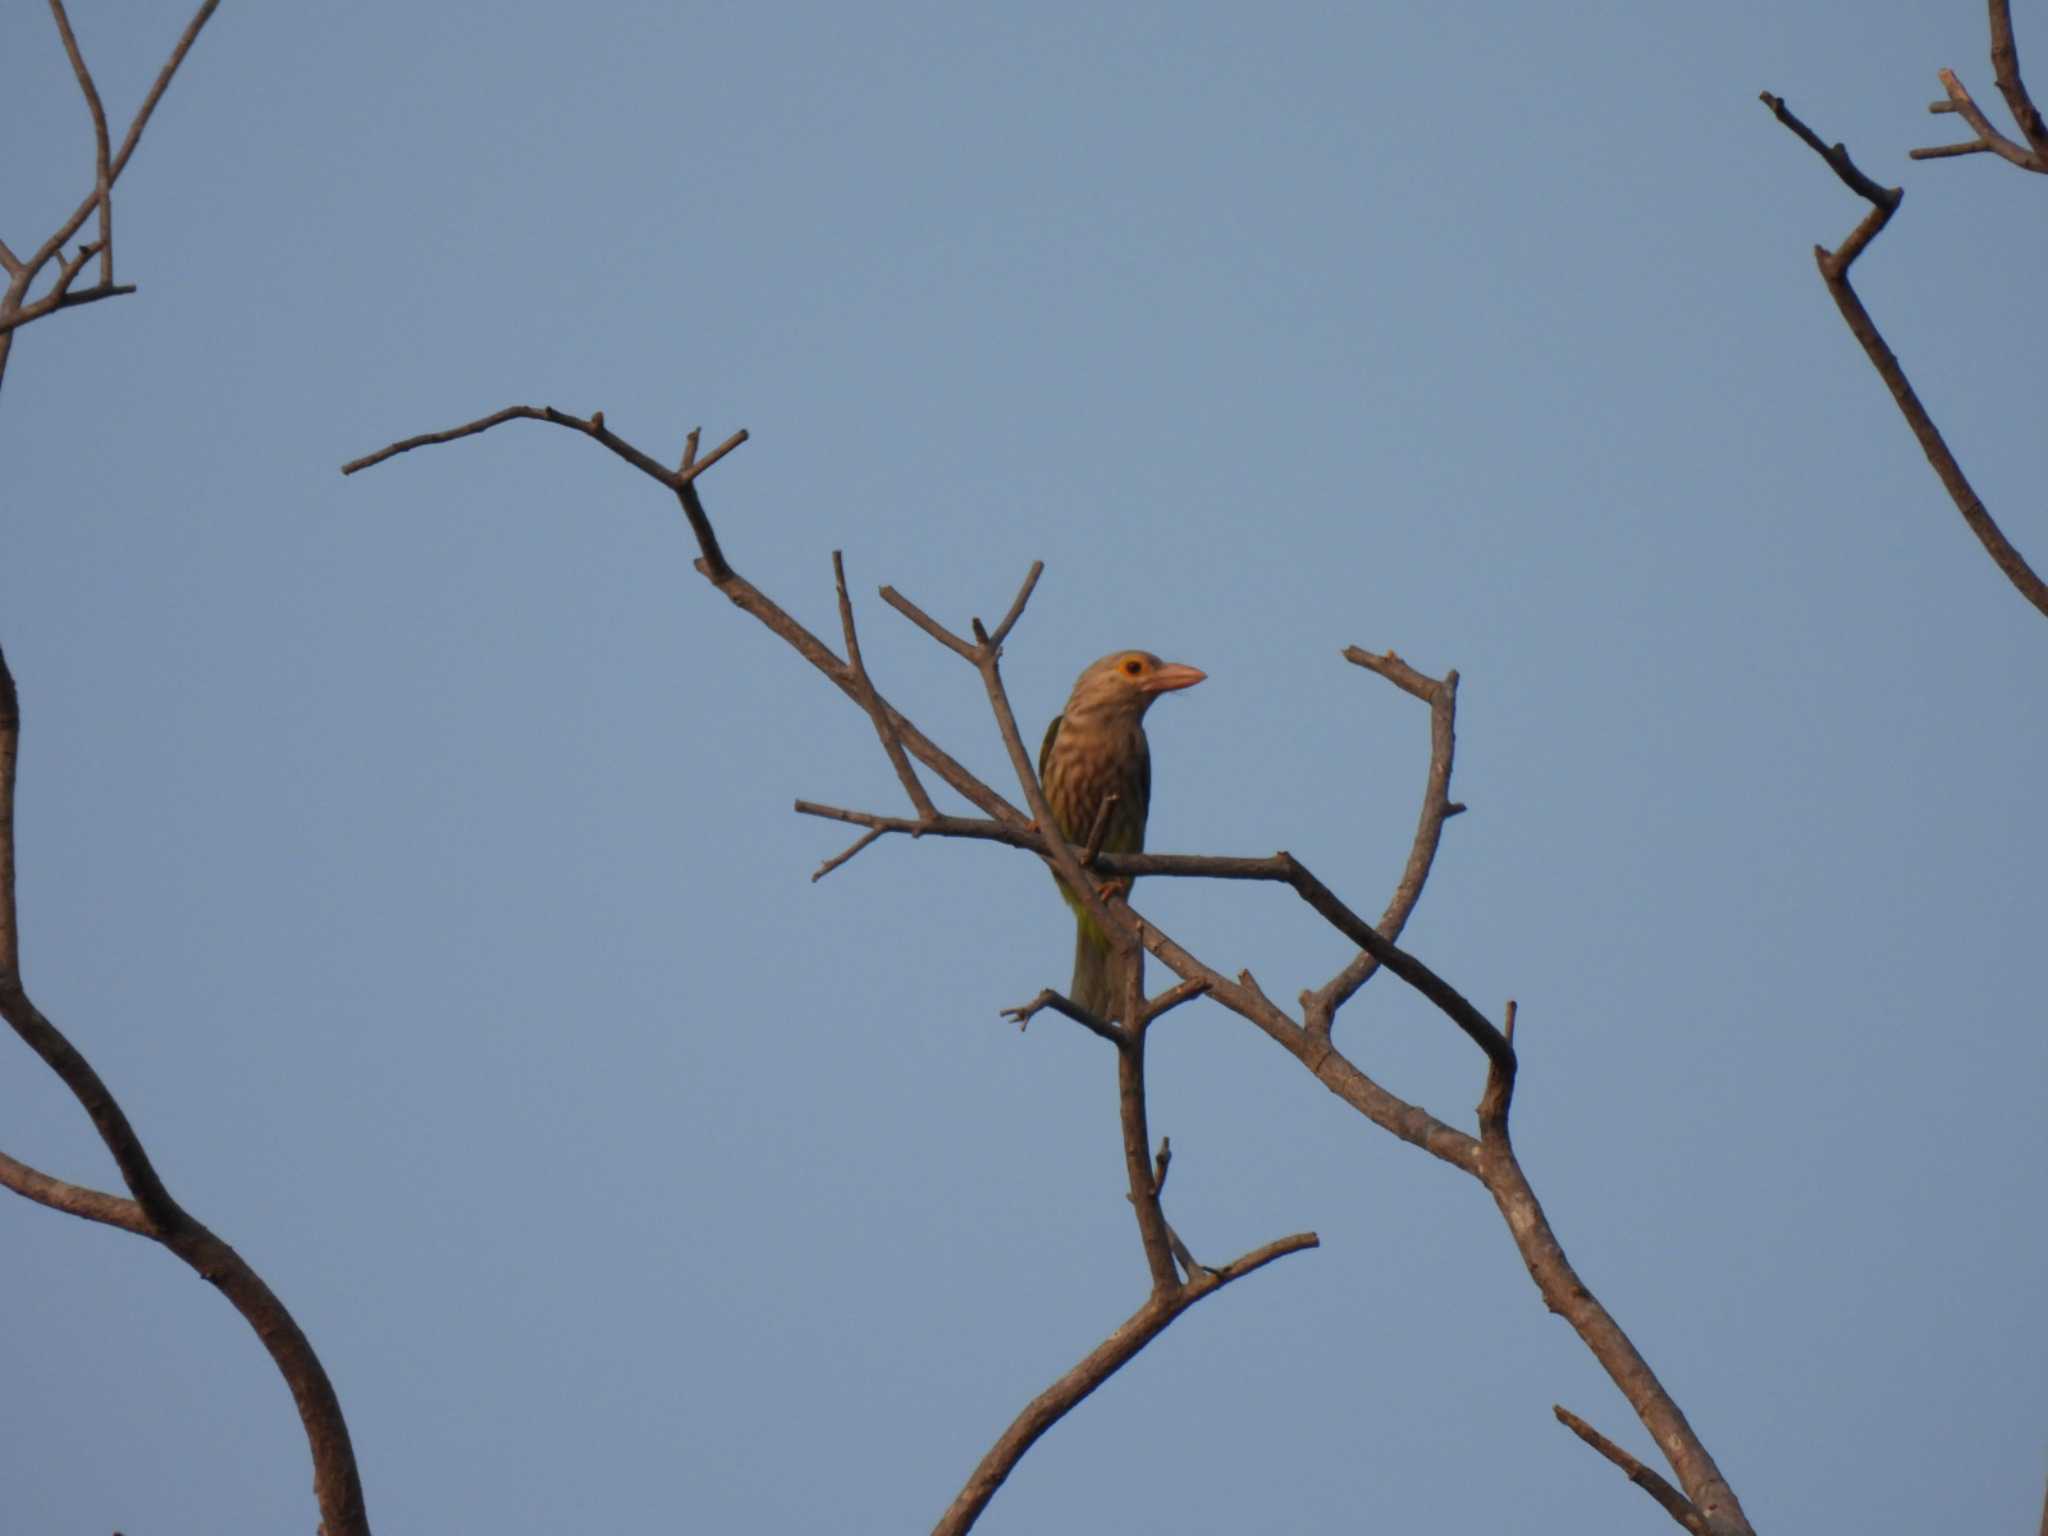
xmin=1911 ymin=0 xmax=2048 ymax=174
xmin=999 ymin=987 xmax=1124 ymax=1045
xmin=1554 ymin=1405 xmax=1709 ymax=1535
xmin=1308 ymin=648 xmax=1463 ymax=1037
xmin=346 ymin=406 xmax=1753 ymax=1535
xmin=1761 ymin=40 xmax=2048 ymax=621
xmin=0 ymin=3 xmax=219 ymax=373
xmin=0 ymin=646 xmax=368 ymax=1536
xmin=930 ymin=1225 xmax=1318 ymax=1536
xmin=0 ymin=1149 xmax=149 ymax=1234
xmin=833 ymin=551 xmax=937 ymax=823
xmin=1985 ymin=0 xmax=2048 ymax=157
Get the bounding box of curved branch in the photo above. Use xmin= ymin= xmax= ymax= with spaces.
xmin=348 ymin=408 xmax=1030 ymax=825
xmin=0 ymin=1 xmax=219 ymax=390
xmin=1308 ymin=649 xmax=1463 ymax=1034
xmin=1761 ymin=92 xmax=2048 ymax=619
xmin=0 ymin=646 xmax=368 ymax=1536
xmin=931 ymin=1227 xmax=1317 ymax=1536
xmin=0 ymin=1149 xmax=149 ymax=1234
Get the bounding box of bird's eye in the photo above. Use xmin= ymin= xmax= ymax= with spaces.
xmin=1122 ymin=658 xmax=1143 ymax=676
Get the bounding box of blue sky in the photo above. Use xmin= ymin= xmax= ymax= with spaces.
xmin=4 ymin=3 xmax=2043 ymax=1532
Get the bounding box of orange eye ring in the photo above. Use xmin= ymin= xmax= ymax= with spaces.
xmin=1121 ymin=658 xmax=1144 ymax=676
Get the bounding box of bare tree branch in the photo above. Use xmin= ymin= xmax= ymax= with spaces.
xmin=0 ymin=646 xmax=368 ymax=1536
xmin=930 ymin=1225 xmax=1318 ymax=1536
xmin=833 ymin=551 xmax=938 ymax=823
xmin=1930 ymin=64 xmax=2044 ymax=170
xmin=1140 ymin=976 xmax=1210 ymax=1025
xmin=808 ymin=825 xmax=886 ymax=882
xmin=48 ymin=2 xmax=115 ymax=287
xmin=1554 ymin=1405 xmax=1709 ymax=1535
xmin=0 ymin=1148 xmax=149 ymax=1234
xmin=999 ymin=987 xmax=1124 ymax=1045
xmin=0 ymin=2 xmax=219 ymax=382
xmin=1306 ymin=649 xmax=1463 ymax=1036
xmin=348 ymin=407 xmax=1756 ymax=1535
xmin=982 ymin=559 xmax=1044 ymax=648
xmin=1760 ymin=92 xmax=2048 ymax=619
xmin=1986 ymin=0 xmax=2048 ymax=156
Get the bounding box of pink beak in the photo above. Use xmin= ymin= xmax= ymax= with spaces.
xmin=1139 ymin=662 xmax=1206 ymax=695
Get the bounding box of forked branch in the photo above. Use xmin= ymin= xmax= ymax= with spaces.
xmin=0 ymin=3 xmax=220 ymax=375
xmin=1554 ymin=1405 xmax=1709 ymax=1535
xmin=1759 ymin=90 xmax=2048 ymax=619
xmin=346 ymin=407 xmax=1749 ymax=1534
xmin=0 ymin=647 xmax=368 ymax=1536
xmin=1762 ymin=0 xmax=2048 ymax=619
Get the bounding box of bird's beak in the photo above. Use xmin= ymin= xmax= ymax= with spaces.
xmin=1139 ymin=662 xmax=1206 ymax=695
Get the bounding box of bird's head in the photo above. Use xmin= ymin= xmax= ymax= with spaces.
xmin=1063 ymin=650 xmax=1207 ymax=726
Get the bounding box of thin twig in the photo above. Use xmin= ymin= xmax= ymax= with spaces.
xmin=1933 ymin=65 xmax=2041 ymax=170
xmin=877 ymin=584 xmax=977 ymax=660
xmin=983 ymin=561 xmax=1044 ymax=648
xmin=833 ymin=552 xmax=937 ymax=822
xmin=999 ymin=988 xmax=1124 ymax=1046
xmin=1140 ymin=976 xmax=1210 ymax=1025
xmin=48 ymin=2 xmax=114 ymax=286
xmin=1758 ymin=92 xmax=1902 ymax=209
xmin=1554 ymin=1406 xmax=1708 ymax=1535
xmin=1309 ymin=651 xmax=1463 ymax=1035
xmin=810 ymin=826 xmax=885 ymax=882
xmin=1908 ymin=139 xmax=1995 ymax=159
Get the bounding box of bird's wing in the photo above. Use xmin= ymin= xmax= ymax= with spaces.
xmin=1135 ymin=730 xmax=1151 ymax=850
xmin=1038 ymin=712 xmax=1062 ymax=786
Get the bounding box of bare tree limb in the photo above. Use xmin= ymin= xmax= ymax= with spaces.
xmin=1113 ymin=963 xmax=1180 ymax=1292
xmin=1931 ymin=65 xmax=2043 ymax=170
xmin=832 ymin=551 xmax=937 ymax=823
xmin=1306 ymin=649 xmax=1463 ymax=1036
xmin=0 ymin=1 xmax=219 ymax=383
xmin=1468 ymin=1010 xmax=1749 ymax=1536
xmin=1140 ymin=976 xmax=1210 ymax=1025
xmin=982 ymin=560 xmax=1044 ymax=648
xmin=0 ymin=1148 xmax=149 ymax=1234
xmin=999 ymin=987 xmax=1124 ymax=1045
xmin=878 ymin=582 xmax=979 ymax=661
xmin=808 ymin=826 xmax=886 ymax=882
xmin=1760 ymin=92 xmax=2048 ymax=619
xmin=1986 ymin=0 xmax=2048 ymax=156
xmin=1554 ymin=1405 xmax=1709 ymax=1535
xmin=0 ymin=645 xmax=368 ymax=1536
xmin=930 ymin=1225 xmax=1317 ymax=1536
xmin=48 ymin=2 xmax=115 ymax=288
xmin=348 ymin=406 xmax=1754 ymax=1534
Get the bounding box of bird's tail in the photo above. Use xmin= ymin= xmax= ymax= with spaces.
xmin=1070 ymin=921 xmax=1127 ymax=1020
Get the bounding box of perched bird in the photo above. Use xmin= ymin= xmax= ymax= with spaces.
xmin=1038 ymin=650 xmax=1206 ymax=1018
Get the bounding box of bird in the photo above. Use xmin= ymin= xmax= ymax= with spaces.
xmin=1037 ymin=650 xmax=1206 ymax=1019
